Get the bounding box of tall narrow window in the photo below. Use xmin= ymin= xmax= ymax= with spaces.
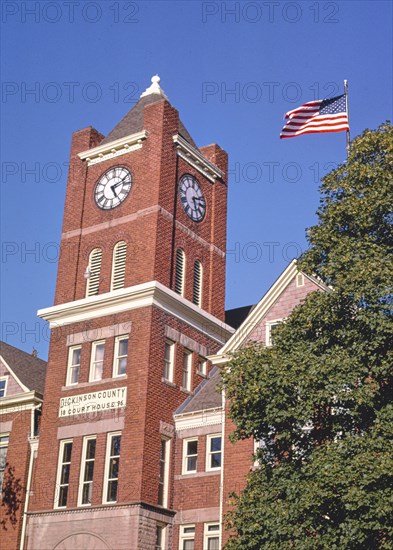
xmin=163 ymin=340 xmax=175 ymax=382
xmin=266 ymin=319 xmax=283 ymax=347
xmin=204 ymin=523 xmax=220 ymax=550
xmin=111 ymin=241 xmax=127 ymax=291
xmin=158 ymin=438 xmax=170 ymax=507
xmin=156 ymin=524 xmax=166 ymax=550
xmin=86 ymin=248 xmax=102 ymax=297
xmin=193 ymin=260 xmax=202 ymax=306
xmin=175 ymin=248 xmax=185 ymax=296
xmin=198 ymin=356 xmax=207 ymax=376
xmin=90 ymin=341 xmax=105 ymax=381
xmin=0 ymin=434 xmax=9 ymax=490
xmin=113 ymin=336 xmax=128 ymax=377
xmin=66 ymin=346 xmax=81 ymax=386
xmin=104 ymin=432 xmax=121 ymax=503
xmin=182 ymin=350 xmax=192 ymax=391
xmin=206 ymin=435 xmax=222 ymax=471
xmin=179 ymin=525 xmax=195 ymax=550
xmin=78 ymin=436 xmax=96 ymax=506
xmin=183 ymin=439 xmax=198 ymax=474
xmin=55 ymin=440 xmax=73 ymax=508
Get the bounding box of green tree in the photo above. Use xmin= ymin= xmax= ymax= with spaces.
xmin=221 ymin=122 xmax=393 ymax=549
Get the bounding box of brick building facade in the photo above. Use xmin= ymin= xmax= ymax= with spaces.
xmin=0 ymin=77 xmax=327 ymax=549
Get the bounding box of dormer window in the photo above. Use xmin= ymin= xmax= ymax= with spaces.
xmin=0 ymin=377 xmax=7 ymax=398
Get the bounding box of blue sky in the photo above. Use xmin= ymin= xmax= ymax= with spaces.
xmin=1 ymin=0 xmax=392 ymax=358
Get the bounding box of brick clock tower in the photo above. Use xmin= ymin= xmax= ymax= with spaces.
xmin=26 ymin=77 xmax=232 ymax=549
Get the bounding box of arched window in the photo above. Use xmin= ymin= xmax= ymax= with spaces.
xmin=86 ymin=248 xmax=102 ymax=297
xmin=193 ymin=260 xmax=202 ymax=306
xmin=111 ymin=241 xmax=127 ymax=291
xmin=175 ymin=248 xmax=185 ymax=296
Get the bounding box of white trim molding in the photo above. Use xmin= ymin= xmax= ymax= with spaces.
xmin=78 ymin=131 xmax=147 ymax=166
xmin=38 ymin=281 xmax=234 ymax=345
xmin=174 ymin=408 xmax=222 ymax=432
xmin=0 ymin=390 xmax=43 ymax=416
xmin=173 ymin=134 xmax=224 ymax=183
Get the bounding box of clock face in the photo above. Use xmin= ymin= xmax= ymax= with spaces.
xmin=94 ymin=166 xmax=132 ymax=210
xmin=178 ymin=174 xmax=206 ymax=222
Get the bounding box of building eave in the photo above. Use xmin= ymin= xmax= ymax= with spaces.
xmin=38 ymin=281 xmax=234 ymax=345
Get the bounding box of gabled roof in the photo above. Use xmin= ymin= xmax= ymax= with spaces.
xmin=225 ymin=304 xmax=255 ymax=329
xmin=175 ymin=367 xmax=222 ymax=416
xmin=101 ymin=76 xmax=197 ymax=148
xmin=210 ymin=260 xmax=330 ymax=363
xmin=0 ymin=341 xmax=47 ymax=395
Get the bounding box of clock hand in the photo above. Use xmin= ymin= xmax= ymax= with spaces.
xmin=110 ymin=178 xmax=128 ymax=197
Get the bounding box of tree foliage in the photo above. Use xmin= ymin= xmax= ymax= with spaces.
xmin=222 ymin=122 xmax=393 ymax=549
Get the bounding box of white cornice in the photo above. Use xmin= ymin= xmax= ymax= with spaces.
xmin=173 ymin=134 xmax=224 ymax=183
xmin=210 ymin=260 xmax=299 ymax=363
xmin=210 ymin=261 xmax=330 ymax=365
xmin=78 ymin=131 xmax=148 ymax=166
xmin=0 ymin=390 xmax=43 ymax=415
xmin=174 ymin=408 xmax=222 ymax=431
xmin=38 ymin=281 xmax=234 ymax=345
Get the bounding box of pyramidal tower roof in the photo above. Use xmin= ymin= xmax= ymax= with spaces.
xmin=101 ymin=75 xmax=197 ymax=147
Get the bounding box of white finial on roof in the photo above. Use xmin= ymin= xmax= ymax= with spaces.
xmin=140 ymin=75 xmax=168 ymax=99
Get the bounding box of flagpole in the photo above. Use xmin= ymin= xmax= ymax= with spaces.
xmin=344 ymin=79 xmax=350 ymax=159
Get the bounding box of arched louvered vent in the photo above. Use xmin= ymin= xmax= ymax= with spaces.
xmin=86 ymin=248 xmax=102 ymax=297
xmin=111 ymin=241 xmax=127 ymax=291
xmin=193 ymin=260 xmax=202 ymax=306
xmin=175 ymin=248 xmax=185 ymax=296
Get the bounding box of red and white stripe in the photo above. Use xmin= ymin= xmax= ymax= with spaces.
xmin=280 ymin=100 xmax=349 ymax=139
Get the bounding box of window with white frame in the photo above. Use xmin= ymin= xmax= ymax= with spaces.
xmin=104 ymin=432 xmax=121 ymax=503
xmin=198 ymin=356 xmax=207 ymax=376
xmin=204 ymin=523 xmax=220 ymax=550
xmin=163 ymin=340 xmax=175 ymax=382
xmin=182 ymin=350 xmax=192 ymax=391
xmin=175 ymin=248 xmax=185 ymax=296
xmin=111 ymin=241 xmax=127 ymax=290
xmin=158 ymin=438 xmax=170 ymax=507
xmin=179 ymin=524 xmax=195 ymax=550
xmin=78 ymin=436 xmax=96 ymax=506
xmin=206 ymin=435 xmax=222 ymax=471
xmin=155 ymin=524 xmax=166 ymax=550
xmin=193 ymin=260 xmax=202 ymax=306
xmin=0 ymin=377 xmax=8 ymax=398
xmin=89 ymin=341 xmax=105 ymax=381
xmin=183 ymin=438 xmax=198 ymax=474
xmin=113 ymin=336 xmax=128 ymax=377
xmin=265 ymin=319 xmax=283 ymax=347
xmin=0 ymin=434 xmax=9 ymax=491
xmin=86 ymin=247 xmax=102 ymax=297
xmin=55 ymin=439 xmax=73 ymax=508
xmin=66 ymin=346 xmax=81 ymax=386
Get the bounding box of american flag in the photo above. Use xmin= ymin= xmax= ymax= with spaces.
xmin=280 ymin=94 xmax=349 ymax=139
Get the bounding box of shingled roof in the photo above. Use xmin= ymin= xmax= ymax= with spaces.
xmin=0 ymin=341 xmax=47 ymax=395
xmin=101 ymin=76 xmax=197 ymax=148
xmin=175 ymin=367 xmax=222 ymax=416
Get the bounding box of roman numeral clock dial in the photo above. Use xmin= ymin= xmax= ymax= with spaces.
xmin=178 ymin=174 xmax=206 ymax=222
xmin=94 ymin=166 xmax=132 ymax=210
